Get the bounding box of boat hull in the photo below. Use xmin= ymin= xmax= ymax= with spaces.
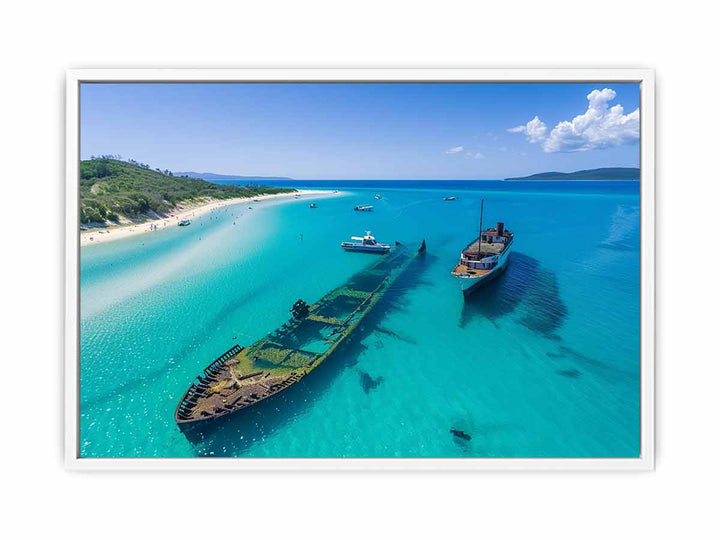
xmin=341 ymin=244 xmax=390 ymax=253
xmin=175 ymin=243 xmax=422 ymax=431
xmin=457 ymin=244 xmax=512 ymax=298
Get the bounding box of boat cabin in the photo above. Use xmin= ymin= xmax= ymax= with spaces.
xmin=354 ymin=233 xmax=379 ymax=246
xmin=479 ymin=221 xmax=510 ymax=244
xmin=458 ymin=222 xmax=513 ymax=270
xmin=340 ymin=231 xmax=391 ymax=253
xmin=462 ymin=254 xmax=499 ymax=270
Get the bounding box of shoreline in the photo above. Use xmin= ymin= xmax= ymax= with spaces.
xmin=80 ymin=189 xmax=343 ymax=247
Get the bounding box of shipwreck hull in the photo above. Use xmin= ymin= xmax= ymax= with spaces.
xmin=175 ymin=242 xmax=422 ymax=431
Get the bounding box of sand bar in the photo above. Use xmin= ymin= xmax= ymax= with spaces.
xmin=80 ymin=189 xmax=343 ymax=247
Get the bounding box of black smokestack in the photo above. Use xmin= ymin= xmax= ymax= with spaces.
xmin=497 ymin=222 xmax=504 ymax=236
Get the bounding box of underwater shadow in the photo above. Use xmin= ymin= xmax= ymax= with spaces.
xmin=182 ymin=249 xmax=436 ymax=456
xmin=459 ymin=251 xmax=538 ymax=327
xmin=459 ymin=252 xmax=568 ymax=338
xmin=545 ymin=345 xmax=636 ymax=384
xmin=358 ymin=370 xmax=384 ymax=393
xmin=516 ymin=264 xmax=568 ymax=338
xmin=447 ymin=420 xmax=514 ymax=455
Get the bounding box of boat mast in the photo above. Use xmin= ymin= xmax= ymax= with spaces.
xmin=478 ymin=199 xmax=484 ymax=257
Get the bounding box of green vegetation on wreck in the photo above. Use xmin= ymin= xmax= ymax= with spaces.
xmin=79 ymin=157 xmax=295 ymax=225
xmin=175 ymin=244 xmax=421 ymax=428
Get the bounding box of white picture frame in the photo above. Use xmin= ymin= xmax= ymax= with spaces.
xmin=65 ymin=68 xmax=654 ymax=471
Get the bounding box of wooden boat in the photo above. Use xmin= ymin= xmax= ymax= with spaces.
xmin=175 ymin=240 xmax=426 ymax=431
xmin=451 ymin=200 xmax=513 ymax=297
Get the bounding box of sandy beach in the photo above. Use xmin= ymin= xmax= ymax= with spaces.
xmin=80 ymin=189 xmax=342 ymax=246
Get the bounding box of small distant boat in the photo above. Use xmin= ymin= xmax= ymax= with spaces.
xmin=309 ymin=203 xmax=317 ymax=209
xmin=443 ymin=196 xmax=457 ymax=201
xmin=354 ymin=205 xmax=374 ymax=212
xmin=451 ymin=200 xmax=513 ymax=298
xmin=341 ymin=231 xmax=391 ymax=253
xmin=375 ymin=194 xmax=382 ymax=200
xmin=178 ymin=219 xmax=192 ymax=227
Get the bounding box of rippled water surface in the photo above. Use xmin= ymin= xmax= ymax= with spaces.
xmin=80 ymin=181 xmax=640 ymax=457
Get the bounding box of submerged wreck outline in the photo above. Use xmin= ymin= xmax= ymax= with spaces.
xmin=175 ymin=240 xmax=426 ymax=431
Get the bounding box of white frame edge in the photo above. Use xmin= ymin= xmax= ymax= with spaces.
xmin=65 ymin=68 xmax=655 ymax=471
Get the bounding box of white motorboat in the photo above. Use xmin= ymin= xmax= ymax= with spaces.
xmin=341 ymin=231 xmax=391 ymax=253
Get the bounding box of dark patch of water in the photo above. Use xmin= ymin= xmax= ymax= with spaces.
xmin=556 ymin=368 xmax=582 ymax=378
xmin=450 ymin=429 xmax=471 ymax=453
xmin=459 ymin=252 xmax=538 ymax=328
xmin=545 ymin=344 xmax=635 ymax=384
xmin=558 ymin=345 xmax=604 ymax=367
xmin=450 ymin=428 xmax=472 ymax=441
xmin=459 ymin=252 xmax=568 ymax=339
xmin=375 ymin=326 xmax=418 ymax=345
xmin=516 ymin=266 xmax=568 ymax=338
xmin=358 ymin=370 xmax=384 ymax=393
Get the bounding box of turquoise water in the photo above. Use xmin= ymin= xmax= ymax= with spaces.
xmin=79 ymin=181 xmax=640 ymax=458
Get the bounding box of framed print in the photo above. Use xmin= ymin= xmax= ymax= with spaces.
xmin=65 ymin=69 xmax=654 ymax=470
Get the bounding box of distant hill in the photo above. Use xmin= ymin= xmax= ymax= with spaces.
xmin=79 ymin=159 xmax=294 ymax=226
xmin=175 ymin=171 xmax=293 ymax=181
xmin=505 ymin=167 xmax=640 ymax=181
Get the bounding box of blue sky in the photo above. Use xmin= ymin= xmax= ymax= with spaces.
xmin=80 ymin=82 xmax=640 ymax=179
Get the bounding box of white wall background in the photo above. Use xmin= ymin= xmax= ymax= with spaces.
xmin=1 ymin=1 xmax=717 ymax=538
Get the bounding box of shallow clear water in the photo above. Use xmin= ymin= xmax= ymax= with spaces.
xmin=80 ymin=181 xmax=640 ymax=458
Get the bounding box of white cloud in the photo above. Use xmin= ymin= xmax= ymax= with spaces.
xmin=507 ymin=116 xmax=547 ymax=143
xmin=526 ymin=116 xmax=548 ymax=143
xmin=467 ymin=152 xmax=485 ymax=159
xmin=543 ymin=89 xmax=639 ymax=152
xmin=445 ymin=146 xmax=464 ymax=154
xmin=508 ymin=88 xmax=639 ymax=153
